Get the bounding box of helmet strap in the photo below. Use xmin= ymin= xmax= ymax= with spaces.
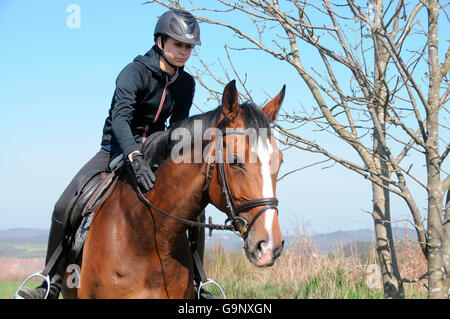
xmin=156 ymin=36 xmax=179 ymax=71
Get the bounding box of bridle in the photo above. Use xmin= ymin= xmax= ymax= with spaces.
xmin=135 ymin=118 xmax=279 ymax=240
xmin=203 ymin=119 xmax=279 ymax=240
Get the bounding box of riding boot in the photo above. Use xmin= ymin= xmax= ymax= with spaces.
xmin=16 ymin=218 xmax=66 ymax=299
xmin=189 ymin=211 xmax=219 ymax=298
xmin=16 ymin=266 xmax=64 ymax=299
xmin=194 ymin=210 xmax=205 ymax=262
xmin=189 ymin=210 xmax=205 ymax=263
xmin=45 ymin=218 xmax=66 ymax=265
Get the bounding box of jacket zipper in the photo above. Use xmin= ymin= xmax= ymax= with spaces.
xmin=153 ymin=82 xmax=168 ymax=124
xmin=151 ymin=70 xmax=180 ymax=131
xmin=142 ymin=124 xmax=149 ymax=143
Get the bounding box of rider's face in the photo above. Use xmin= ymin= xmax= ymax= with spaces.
xmin=159 ymin=37 xmax=193 ymax=68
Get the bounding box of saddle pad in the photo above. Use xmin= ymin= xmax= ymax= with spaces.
xmin=71 ymin=212 xmax=94 ymax=260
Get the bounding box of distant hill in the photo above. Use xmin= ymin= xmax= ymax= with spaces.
xmin=312 ymin=227 xmax=418 ymax=253
xmin=0 ymin=226 xmax=418 ymax=258
xmin=0 ymin=228 xmax=48 ymax=243
xmin=205 ymin=227 xmax=418 ymax=254
xmin=0 ymin=228 xmax=48 ymax=258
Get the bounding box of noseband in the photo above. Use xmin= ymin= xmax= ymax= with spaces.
xmin=203 ymin=120 xmax=279 ymax=240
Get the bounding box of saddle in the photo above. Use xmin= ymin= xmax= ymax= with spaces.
xmin=65 ymin=155 xmax=123 ymax=259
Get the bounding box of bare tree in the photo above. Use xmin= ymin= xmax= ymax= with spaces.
xmin=145 ymin=0 xmax=450 ymax=298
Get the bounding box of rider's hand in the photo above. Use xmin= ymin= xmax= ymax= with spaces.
xmin=128 ymin=152 xmax=156 ymax=192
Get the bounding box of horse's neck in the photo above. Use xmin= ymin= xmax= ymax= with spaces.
xmin=146 ymin=160 xmax=207 ymax=251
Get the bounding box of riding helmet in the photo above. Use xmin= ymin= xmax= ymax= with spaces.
xmin=154 ymin=9 xmax=201 ymax=45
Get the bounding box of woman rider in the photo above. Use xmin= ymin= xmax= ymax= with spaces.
xmin=18 ymin=9 xmax=203 ymax=299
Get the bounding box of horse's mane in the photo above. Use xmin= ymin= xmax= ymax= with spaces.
xmin=142 ymin=102 xmax=272 ymax=168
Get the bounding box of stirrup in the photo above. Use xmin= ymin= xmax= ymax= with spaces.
xmin=13 ymin=272 xmax=51 ymax=299
xmin=197 ymin=278 xmax=226 ymax=299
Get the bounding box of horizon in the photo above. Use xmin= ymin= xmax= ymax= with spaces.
xmin=0 ymin=225 xmax=419 ymax=236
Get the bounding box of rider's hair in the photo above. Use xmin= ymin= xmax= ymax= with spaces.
xmin=154 ymin=33 xmax=168 ymax=48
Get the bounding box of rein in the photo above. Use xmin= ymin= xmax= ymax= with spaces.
xmin=135 ymin=186 xmax=234 ymax=233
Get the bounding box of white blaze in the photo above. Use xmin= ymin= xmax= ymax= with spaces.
xmin=254 ymin=136 xmax=276 ymax=249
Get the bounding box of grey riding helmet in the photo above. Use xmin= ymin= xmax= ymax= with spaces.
xmin=154 ymin=9 xmax=201 ymax=46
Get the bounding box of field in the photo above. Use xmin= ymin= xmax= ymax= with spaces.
xmin=0 ymin=281 xmax=40 ymax=299
xmin=0 ymin=227 xmax=428 ymax=299
xmin=203 ymin=228 xmax=428 ymax=299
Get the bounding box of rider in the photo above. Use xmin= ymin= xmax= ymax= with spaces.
xmin=18 ymin=9 xmax=203 ymax=299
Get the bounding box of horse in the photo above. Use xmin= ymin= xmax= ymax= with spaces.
xmin=62 ymin=80 xmax=286 ymax=298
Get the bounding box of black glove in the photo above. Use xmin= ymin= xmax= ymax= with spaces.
xmin=129 ymin=153 xmax=156 ymax=192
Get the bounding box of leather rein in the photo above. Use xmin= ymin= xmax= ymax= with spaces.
xmin=135 ymin=119 xmax=279 ymax=240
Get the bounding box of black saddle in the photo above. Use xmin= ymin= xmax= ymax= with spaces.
xmin=66 ymin=168 xmax=122 ymax=260
xmin=63 ymin=155 xmax=124 ymax=233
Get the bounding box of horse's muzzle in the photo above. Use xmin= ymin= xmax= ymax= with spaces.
xmin=244 ymin=239 xmax=284 ymax=267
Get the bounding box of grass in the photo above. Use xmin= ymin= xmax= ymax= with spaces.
xmin=203 ymin=226 xmax=428 ymax=299
xmin=203 ymin=249 xmax=387 ymax=299
xmin=0 ymin=281 xmax=41 ymax=299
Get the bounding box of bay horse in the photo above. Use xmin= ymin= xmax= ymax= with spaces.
xmin=63 ymin=80 xmax=285 ymax=298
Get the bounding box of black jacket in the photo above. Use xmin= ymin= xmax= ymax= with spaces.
xmin=101 ymin=45 xmax=195 ymax=157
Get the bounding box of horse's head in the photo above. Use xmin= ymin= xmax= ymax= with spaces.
xmin=206 ymin=80 xmax=285 ymax=267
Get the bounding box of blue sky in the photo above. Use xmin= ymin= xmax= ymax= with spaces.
xmin=0 ymin=1 xmax=435 ymax=235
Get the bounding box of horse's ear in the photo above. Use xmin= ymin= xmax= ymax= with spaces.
xmin=221 ymin=80 xmax=240 ymax=120
xmin=262 ymin=85 xmax=286 ymax=122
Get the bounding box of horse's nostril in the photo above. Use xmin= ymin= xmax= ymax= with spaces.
xmin=257 ymin=240 xmax=275 ymax=256
xmin=273 ymin=241 xmax=284 ymax=259
xmin=256 ymin=240 xmax=266 ymax=252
